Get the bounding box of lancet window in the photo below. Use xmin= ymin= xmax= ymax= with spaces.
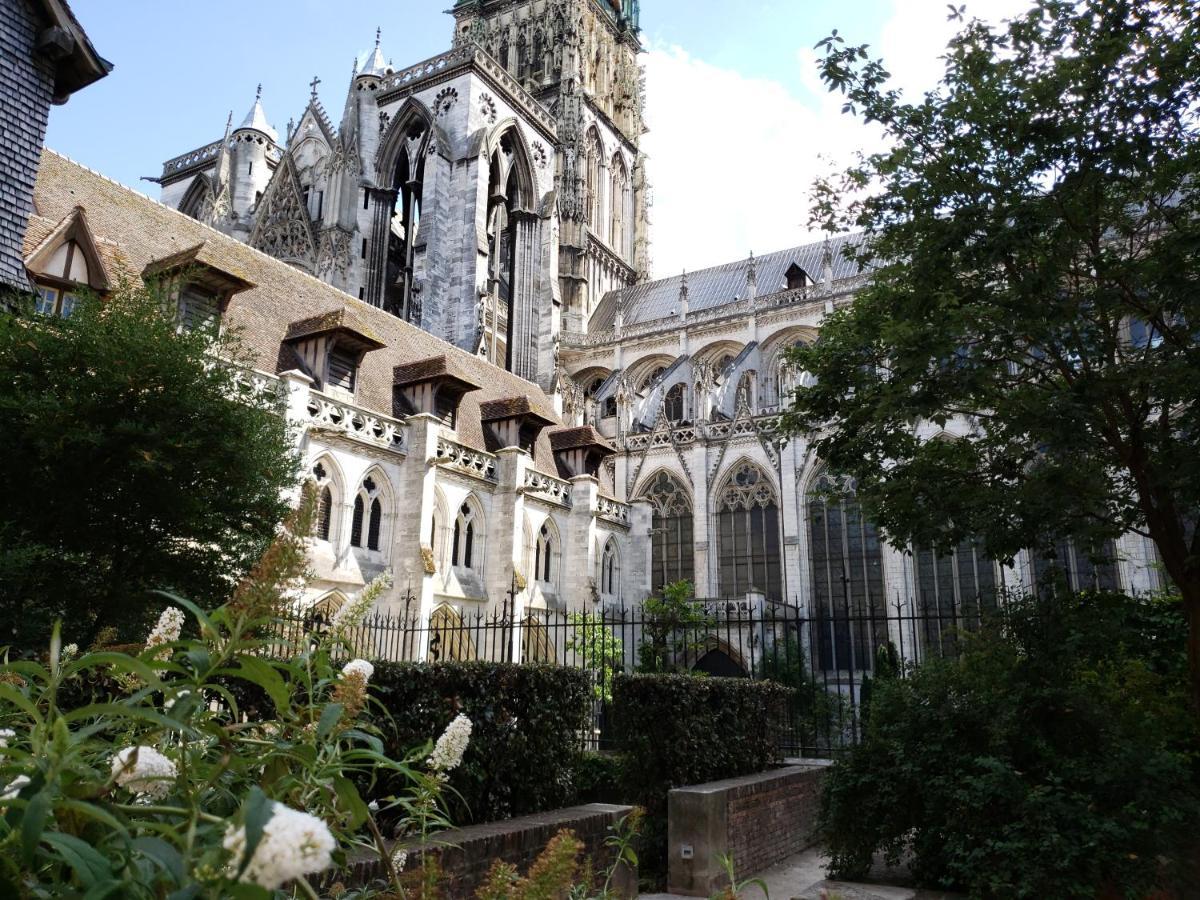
xmin=913 ymin=539 xmax=998 ymax=657
xmin=452 ymin=500 xmax=480 ymax=570
xmin=483 ymin=128 xmax=534 ymax=375
xmin=664 ymin=383 xmax=685 ymax=423
xmin=350 ymin=476 xmax=384 ymax=553
xmin=384 ymin=126 xmax=427 ymax=321
xmin=642 ymin=471 xmax=694 ymax=592
xmin=310 ymin=461 xmax=335 ymax=542
xmin=807 ymin=471 xmax=887 ymax=670
xmin=600 ymin=538 xmax=620 ymax=599
xmin=534 ymin=521 xmax=557 ymax=585
xmin=716 ymin=463 xmax=783 ymax=601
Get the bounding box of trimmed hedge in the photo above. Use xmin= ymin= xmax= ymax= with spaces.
xmin=370 ymin=661 xmax=590 ymax=825
xmin=613 ymin=673 xmax=792 ymax=800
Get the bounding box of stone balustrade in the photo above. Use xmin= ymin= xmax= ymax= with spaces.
xmin=160 ymin=140 xmax=223 ymax=179
xmin=596 ymin=494 xmax=632 ymax=528
xmin=434 ymin=436 xmax=498 ymax=482
xmin=306 ymin=390 xmax=406 ymax=453
xmin=523 ymin=468 xmax=572 ymax=507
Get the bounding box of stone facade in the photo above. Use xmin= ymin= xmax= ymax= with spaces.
xmin=157 ymin=0 xmax=649 ymax=391
xmin=0 ymin=0 xmax=108 ymax=290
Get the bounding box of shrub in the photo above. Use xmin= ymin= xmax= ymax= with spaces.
xmin=613 ymin=674 xmax=792 ymax=883
xmin=819 ymin=591 xmax=1200 ymax=898
xmin=369 ymin=662 xmax=590 ymax=825
xmin=573 ymin=752 xmax=628 ymax=805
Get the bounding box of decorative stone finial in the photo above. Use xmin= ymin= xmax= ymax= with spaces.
xmin=375 ymin=27 xmax=382 ymax=48
xmin=255 ymin=83 xmax=262 ymax=101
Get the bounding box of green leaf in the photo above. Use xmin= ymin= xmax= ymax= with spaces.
xmin=233 ymin=656 xmax=290 ymax=714
xmin=21 ymin=791 xmax=51 ymax=864
xmin=42 ymin=831 xmax=113 ymax=886
xmin=0 ymin=682 xmax=41 ymax=722
xmin=132 ymin=835 xmax=184 ymax=882
xmin=333 ymin=775 xmax=369 ymax=829
xmin=81 ymin=880 xmax=125 ymax=900
xmin=317 ymin=702 xmax=344 ymax=740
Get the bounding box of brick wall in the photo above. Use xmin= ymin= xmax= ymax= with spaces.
xmin=348 ymin=803 xmax=637 ymax=898
xmin=0 ymin=0 xmax=56 ymax=290
xmin=668 ymin=764 xmax=829 ymax=897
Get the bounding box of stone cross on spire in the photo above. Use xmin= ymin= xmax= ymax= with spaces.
xmin=255 ymin=83 xmax=262 ymax=101
xmin=309 ymin=75 xmax=321 ymax=98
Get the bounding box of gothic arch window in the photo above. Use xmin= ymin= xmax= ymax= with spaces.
xmin=807 ymin=471 xmax=887 ymax=671
xmin=452 ymin=498 xmax=484 ymax=572
xmin=641 ymin=365 xmax=667 ymax=392
xmin=664 ymin=383 xmax=685 ymax=423
xmin=534 ymin=521 xmax=558 ymax=586
xmin=309 ymin=459 xmax=341 ymax=543
xmin=913 ymin=539 xmax=999 ymax=657
xmin=427 ymin=605 xmax=476 ymax=662
xmin=484 ymin=126 xmax=536 ymax=375
xmin=609 ymin=154 xmax=629 ymax=256
xmin=584 ymin=375 xmax=617 ymax=419
xmin=600 ymin=538 xmax=620 ymax=599
xmin=1031 ymin=537 xmax=1121 ymax=595
xmin=716 ymin=462 xmax=783 ymax=601
xmin=383 ymin=124 xmax=428 ymax=321
xmin=640 ymin=470 xmax=694 ymax=592
xmin=584 ymin=129 xmax=605 ymax=234
xmin=349 ymin=474 xmax=387 ymax=553
xmin=531 ymin=29 xmax=546 ymax=81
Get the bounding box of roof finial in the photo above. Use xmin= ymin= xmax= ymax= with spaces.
xmin=375 ymin=26 xmax=382 ymax=48
xmin=309 ymin=74 xmax=321 ymax=98
xmin=255 ymin=83 xmax=262 ymax=101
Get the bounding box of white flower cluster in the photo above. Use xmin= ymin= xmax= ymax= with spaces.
xmin=330 ymin=570 xmax=392 ymax=634
xmin=0 ymin=728 xmax=15 ymax=752
xmin=61 ymin=643 xmax=79 ymax=661
xmin=341 ymin=659 xmax=374 ymax=683
xmin=391 ymin=848 xmax=408 ymax=872
xmin=111 ymin=746 xmax=177 ymax=800
xmin=145 ymin=607 xmax=185 ymax=658
xmin=1 ymin=774 xmax=29 ymax=800
xmin=223 ymin=802 xmax=336 ymax=890
xmin=427 ymin=714 xmax=472 ymax=773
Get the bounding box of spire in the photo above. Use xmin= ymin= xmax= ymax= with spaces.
xmin=745 ymin=251 xmax=757 ymax=300
xmin=237 ymin=83 xmax=278 ymax=142
xmin=360 ymin=27 xmax=389 ymax=77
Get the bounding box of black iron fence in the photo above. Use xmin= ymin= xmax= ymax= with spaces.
xmin=279 ymin=596 xmax=996 ymax=758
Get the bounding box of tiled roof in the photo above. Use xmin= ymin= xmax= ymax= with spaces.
xmin=392 ymin=354 xmax=476 ymax=386
xmin=590 ymin=233 xmax=868 ymax=331
xmin=28 ymin=151 xmax=565 ymax=468
xmin=479 ymin=396 xmax=549 ymax=422
xmin=549 ymin=426 xmax=615 ymax=453
xmin=283 ymin=308 xmax=384 ymax=348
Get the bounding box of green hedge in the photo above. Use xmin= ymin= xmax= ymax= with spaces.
xmin=370 ymin=661 xmax=590 ymax=825
xmin=613 ymin=673 xmax=792 ymax=801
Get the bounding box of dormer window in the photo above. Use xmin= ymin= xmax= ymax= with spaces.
xmin=283 ymin=308 xmax=385 ymax=398
xmin=393 ymin=355 xmax=481 ymax=426
xmin=785 ymin=263 xmax=810 ymax=292
xmin=177 ymin=285 xmax=220 ymax=333
xmin=24 ymin=207 xmax=110 ymax=317
xmin=142 ymin=242 xmax=254 ymax=337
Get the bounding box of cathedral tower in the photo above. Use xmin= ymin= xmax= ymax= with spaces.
xmin=451 ymin=0 xmax=651 ymax=331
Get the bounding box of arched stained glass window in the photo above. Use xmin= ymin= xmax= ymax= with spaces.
xmin=808 ymin=472 xmax=887 ymax=671
xmin=1031 ymin=537 xmax=1120 ymax=595
xmin=452 ymin=501 xmax=478 ymax=570
xmin=350 ymin=495 xmax=365 ymax=547
xmin=535 ymin=522 xmax=556 ymax=583
xmin=601 ymin=538 xmax=620 ymax=598
xmin=913 ymin=539 xmax=998 ymax=657
xmin=664 ymin=383 xmax=685 ymax=423
xmin=716 ymin=462 xmax=783 ymax=601
xmin=641 ymin=471 xmax=694 ymax=592
xmin=368 ymin=498 xmax=382 ymax=551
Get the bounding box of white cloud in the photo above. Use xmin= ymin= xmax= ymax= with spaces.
xmin=639 ymin=0 xmax=1030 ymax=279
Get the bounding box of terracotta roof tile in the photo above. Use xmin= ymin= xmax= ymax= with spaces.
xmin=29 ymin=151 xmax=564 ymax=466
xmin=549 ymin=426 xmax=615 ymax=454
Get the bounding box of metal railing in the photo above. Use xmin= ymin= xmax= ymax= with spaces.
xmin=278 ymin=594 xmax=1007 ymax=757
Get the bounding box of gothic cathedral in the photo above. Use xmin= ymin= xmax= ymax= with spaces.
xmin=156 ymin=0 xmax=650 ymax=389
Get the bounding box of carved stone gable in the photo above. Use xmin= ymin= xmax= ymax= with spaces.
xmin=249 ymin=156 xmax=316 ymax=271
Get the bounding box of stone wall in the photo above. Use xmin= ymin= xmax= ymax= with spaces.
xmin=0 ymin=0 xmax=56 ymax=290
xmin=667 ymin=763 xmax=829 ymax=897
xmin=350 ymin=803 xmax=637 ymax=898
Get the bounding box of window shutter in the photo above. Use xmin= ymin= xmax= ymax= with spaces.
xmin=327 ymin=346 xmax=357 ymax=392
xmin=179 ymin=288 xmax=219 ymax=333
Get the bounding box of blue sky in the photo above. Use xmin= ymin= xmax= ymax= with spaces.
xmin=44 ymin=0 xmax=1023 ymax=277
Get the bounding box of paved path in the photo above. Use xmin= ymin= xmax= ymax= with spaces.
xmin=639 ymin=846 xmax=962 ymax=900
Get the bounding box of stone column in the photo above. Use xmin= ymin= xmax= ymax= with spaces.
xmin=690 ymin=443 xmax=713 ymax=597
xmin=567 ymin=475 xmax=600 ymax=611
xmin=489 ymin=447 xmax=530 ymax=662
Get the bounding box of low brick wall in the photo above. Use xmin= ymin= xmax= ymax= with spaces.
xmin=348 ymin=803 xmax=636 ymax=898
xmin=667 ymin=763 xmax=829 ymax=897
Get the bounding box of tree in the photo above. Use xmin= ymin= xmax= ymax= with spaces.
xmin=0 ymin=279 xmax=297 ymax=651
xmin=784 ymin=1 xmax=1200 ymax=703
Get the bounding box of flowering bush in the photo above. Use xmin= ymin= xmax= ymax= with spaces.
xmin=0 ymin=491 xmax=458 ymax=898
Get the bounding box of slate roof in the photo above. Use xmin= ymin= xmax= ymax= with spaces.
xmin=549 ymin=426 xmax=615 ymax=454
xmin=479 ymin=396 xmax=550 ymax=422
xmin=589 ymin=233 xmax=868 ymax=332
xmin=26 ymin=151 xmax=567 ymax=472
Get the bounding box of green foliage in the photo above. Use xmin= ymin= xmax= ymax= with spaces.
xmin=573 ymin=752 xmax=628 ymax=805
xmin=819 ymin=592 xmax=1200 ymax=898
xmin=613 ymin=674 xmax=792 ymax=883
xmin=635 ymin=581 xmax=714 ymax=673
xmin=0 ymin=491 xmax=451 ymax=898
xmin=785 ymin=0 xmax=1200 ymax=680
xmin=0 ymin=279 xmax=298 ymax=652
xmin=368 ymin=661 xmax=590 ymax=825
xmin=565 ymin=612 xmax=623 ymax=703
xmin=757 ymin=634 xmax=850 ymax=752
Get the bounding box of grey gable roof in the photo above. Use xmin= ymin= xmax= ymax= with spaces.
xmin=589 ymin=233 xmax=867 ymax=332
